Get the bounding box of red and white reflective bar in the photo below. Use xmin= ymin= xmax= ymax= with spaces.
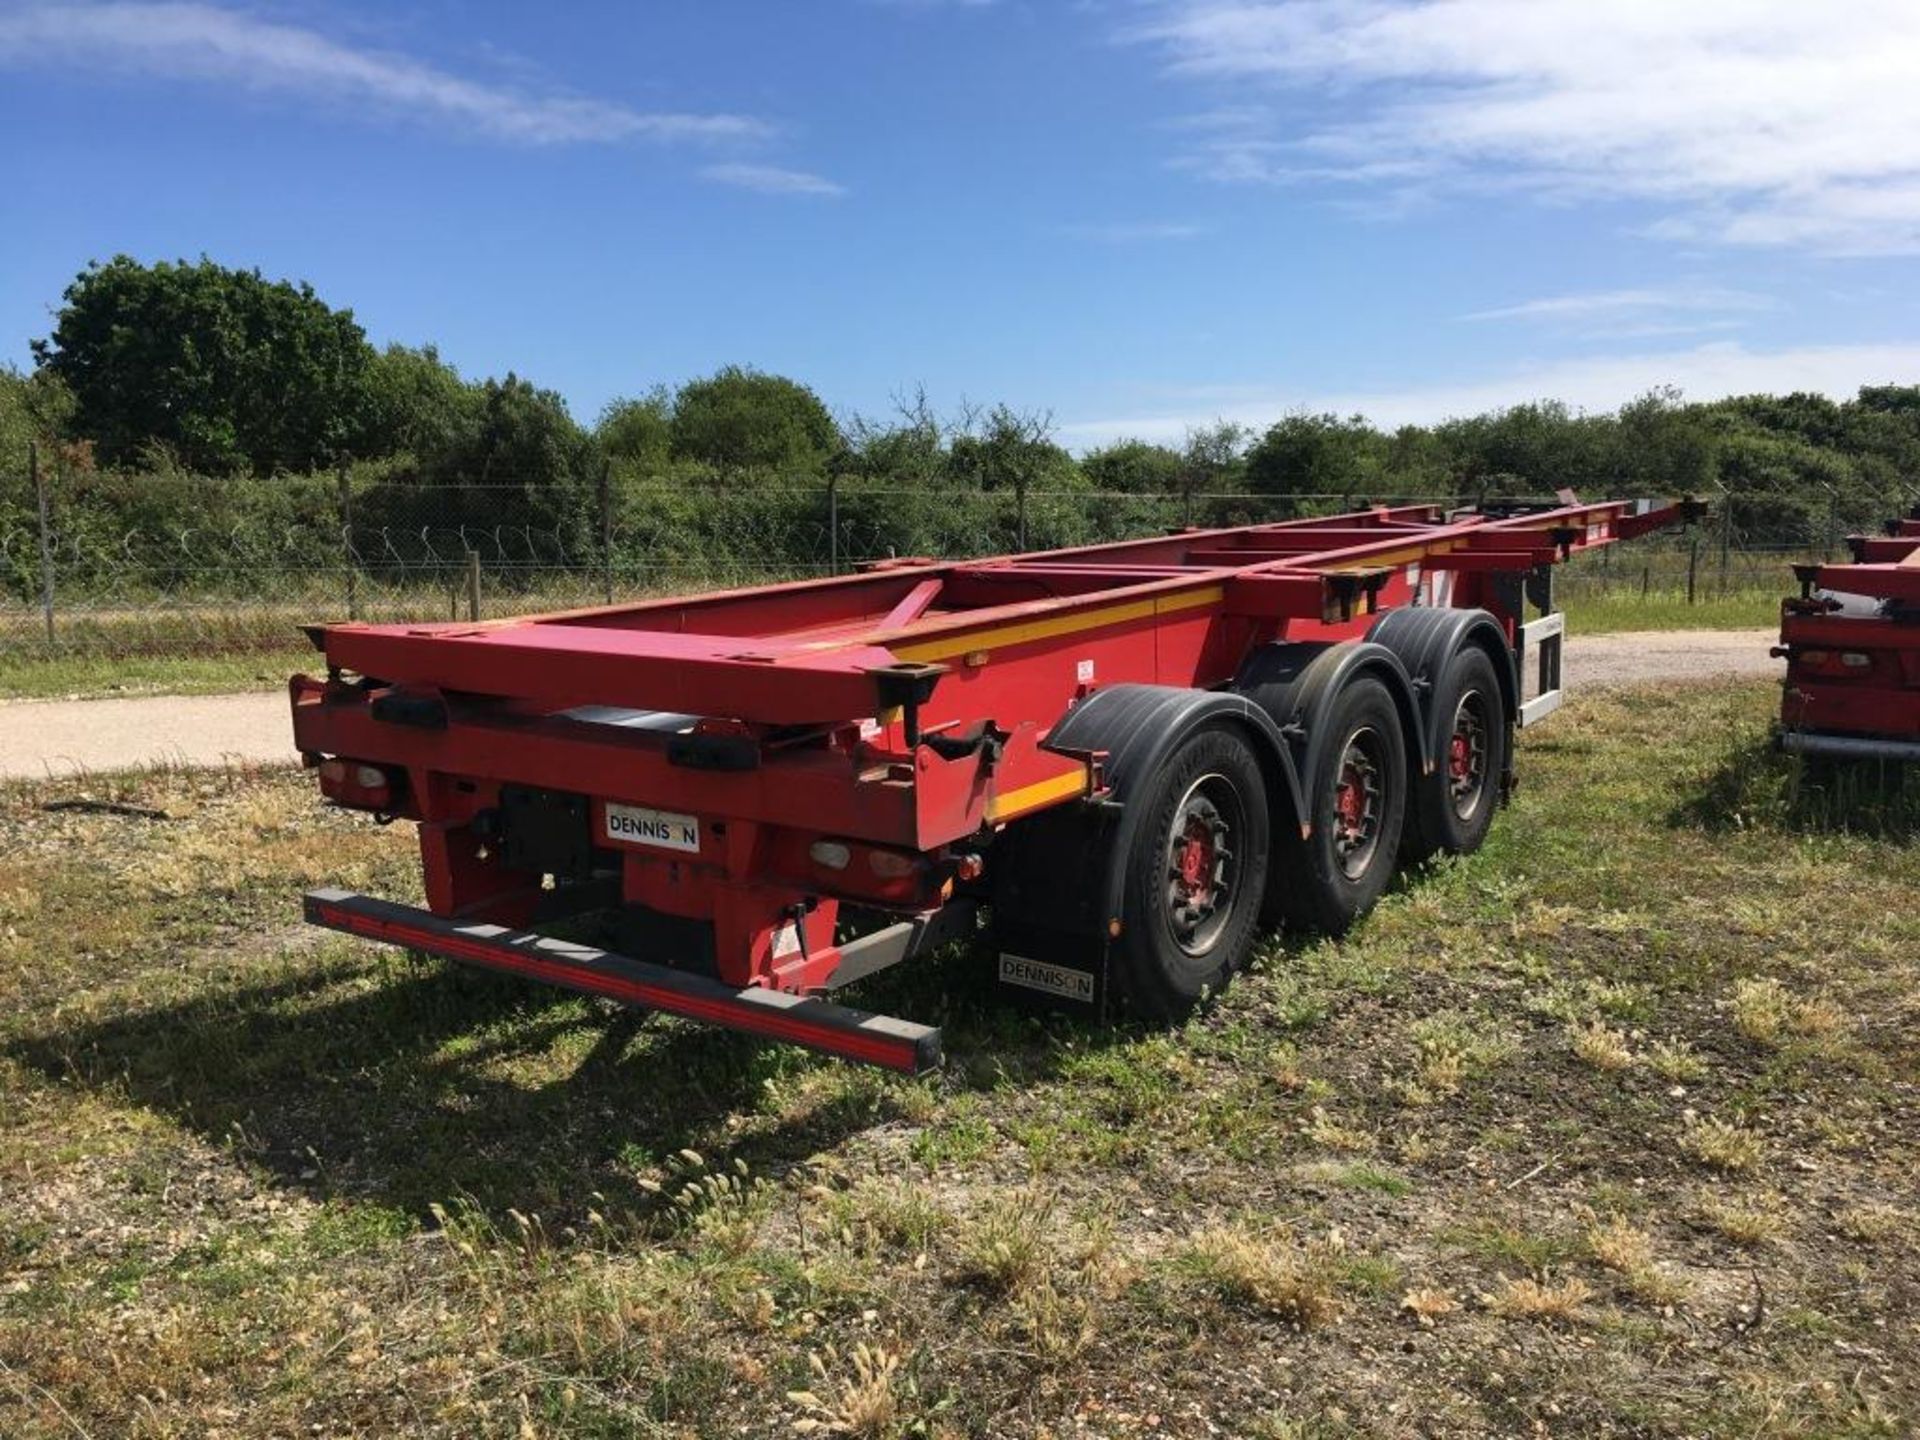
xmin=303 ymin=888 xmax=942 ymax=1074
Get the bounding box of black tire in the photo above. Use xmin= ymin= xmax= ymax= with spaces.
xmin=1269 ymin=677 xmax=1407 ymax=936
xmin=1403 ymin=646 xmax=1510 ymax=863
xmin=1113 ymin=725 xmax=1271 ymax=1019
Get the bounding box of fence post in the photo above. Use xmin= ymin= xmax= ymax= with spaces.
xmin=32 ymin=441 xmax=55 ymax=644
xmin=827 ymin=473 xmax=839 ymax=575
xmin=466 ymin=549 xmax=482 ymax=622
xmin=1016 ymin=474 xmax=1029 ymax=552
xmin=338 ymin=462 xmax=359 ymax=620
xmin=1641 ymin=564 xmax=1650 ymax=598
xmin=1686 ymin=536 xmax=1700 ymax=604
xmin=1718 ymin=500 xmax=1732 ymax=597
xmin=599 ymin=456 xmax=614 ymax=604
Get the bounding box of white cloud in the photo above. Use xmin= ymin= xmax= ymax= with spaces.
xmin=1058 ymin=340 xmax=1920 ymax=442
xmin=701 ymin=163 xmax=847 ymax=197
xmin=1133 ymin=1 xmax=1920 ymax=253
xmin=1058 ymin=221 xmax=1208 ymax=242
xmin=0 ymin=2 xmax=767 ymax=144
xmin=1458 ymin=287 xmax=1774 ymax=324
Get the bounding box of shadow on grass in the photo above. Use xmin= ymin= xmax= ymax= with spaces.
xmin=3 ymin=951 xmax=906 ymax=1222
xmin=1673 ymin=735 xmax=1918 ymax=841
xmin=4 ymin=928 xmax=1142 ymax=1223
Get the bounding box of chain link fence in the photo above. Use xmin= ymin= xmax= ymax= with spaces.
xmin=0 ymin=454 xmax=1833 ymax=668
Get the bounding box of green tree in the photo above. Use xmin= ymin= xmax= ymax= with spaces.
xmin=1245 ymin=412 xmax=1387 ymax=499
xmin=32 ymin=255 xmax=370 ymax=472
xmin=945 ymin=405 xmax=1079 ymax=492
xmin=597 ymin=387 xmax=674 ymax=473
xmin=359 ymin=344 xmax=476 ymax=468
xmin=0 ymin=366 xmax=76 ymax=467
xmin=669 ymin=366 xmax=841 ymax=478
xmin=1177 ymin=421 xmax=1250 ymax=498
xmin=1615 ymin=388 xmax=1718 ymax=497
xmin=1428 ymin=400 xmax=1616 ymax=497
xmin=844 ymin=388 xmax=948 ymax=487
xmin=1082 ymin=439 xmax=1183 ymax=494
xmin=432 ymin=374 xmax=591 ymax=488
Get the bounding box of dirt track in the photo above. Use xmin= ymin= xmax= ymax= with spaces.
xmin=1559 ymin=626 xmax=1779 ymax=689
xmin=0 ymin=629 xmax=1780 ymax=781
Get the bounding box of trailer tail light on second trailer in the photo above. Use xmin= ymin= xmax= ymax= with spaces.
xmin=292 ymin=498 xmax=1698 ymax=1072
xmin=1775 ymin=505 xmax=1920 ymax=763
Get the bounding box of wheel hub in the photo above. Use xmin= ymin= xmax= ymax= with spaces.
xmin=1176 ymin=818 xmax=1217 ymax=897
xmin=1164 ymin=777 xmax=1238 ymax=956
xmin=1331 ymin=731 xmax=1382 ymax=879
xmin=1447 ymin=692 xmax=1489 ymax=820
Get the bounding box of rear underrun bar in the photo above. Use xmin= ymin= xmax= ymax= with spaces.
xmin=303 ymin=888 xmax=943 ymax=1074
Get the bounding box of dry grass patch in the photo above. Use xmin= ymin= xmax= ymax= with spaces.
xmin=1005 ymin=1279 xmax=1096 ymax=1368
xmin=1391 ymin=1009 xmax=1517 ymax=1105
xmin=1730 ymin=977 xmax=1848 ymax=1048
xmin=1835 ymin=1203 xmax=1909 ymax=1245
xmin=790 ymin=1343 xmax=908 ymax=1437
xmin=1585 ymin=1214 xmax=1655 ymax=1273
xmin=824 ymin=1177 xmax=947 ymax=1260
xmin=954 ymin=1189 xmax=1058 ymax=1297
xmin=1301 ymin=1105 xmax=1376 ymax=1153
xmin=1570 ymin=1020 xmax=1635 ymax=1071
xmin=1683 ymin=1114 xmax=1765 ymax=1173
xmin=1699 ymin=1191 xmax=1787 ymax=1248
xmin=1177 ymin=1223 xmax=1347 ymax=1330
xmin=1399 ymin=1286 xmax=1457 ymax=1326
xmin=1585 ymin=1213 xmax=1685 ymax=1304
xmin=1648 ymin=1036 xmax=1708 ymax=1082
xmin=1482 ymin=1274 xmax=1594 ymax=1326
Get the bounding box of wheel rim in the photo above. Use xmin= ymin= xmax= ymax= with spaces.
xmin=1163 ymin=772 xmax=1241 ymax=956
xmin=1331 ymin=726 xmax=1384 ymax=880
xmin=1447 ymin=689 xmax=1491 ymax=822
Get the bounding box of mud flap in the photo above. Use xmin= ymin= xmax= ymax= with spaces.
xmin=987 ymin=796 xmax=1118 ymax=1019
xmin=989 ymin=922 xmax=1113 ymax=1019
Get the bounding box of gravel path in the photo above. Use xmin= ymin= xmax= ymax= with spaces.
xmin=0 ymin=628 xmax=1781 ymax=780
xmin=0 ymin=690 xmax=294 ymax=781
xmin=1561 ymin=627 xmax=1779 ymax=690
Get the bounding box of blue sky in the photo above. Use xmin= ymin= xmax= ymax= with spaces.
xmin=4 ymin=1 xmax=1920 ymax=447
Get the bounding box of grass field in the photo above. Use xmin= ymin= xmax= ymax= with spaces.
xmin=1557 ymin=588 xmax=1779 ymax=635
xmin=2 ymin=681 xmax=1916 ymax=1437
xmin=0 ymin=647 xmax=311 ymax=700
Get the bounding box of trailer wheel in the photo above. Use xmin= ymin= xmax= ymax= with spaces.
xmin=1270 ymin=678 xmax=1406 ymax=936
xmin=1403 ymin=646 xmax=1510 ymax=863
xmin=1114 ymin=724 xmax=1271 ymax=1018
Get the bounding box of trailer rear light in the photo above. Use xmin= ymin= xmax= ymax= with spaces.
xmin=317 ymin=757 xmax=398 ymax=812
xmin=809 ymin=841 xmax=852 ymax=870
xmin=867 ymin=849 xmax=916 ymax=879
xmin=796 ymin=836 xmax=934 ymax=904
xmin=1792 ymin=648 xmax=1877 ymax=678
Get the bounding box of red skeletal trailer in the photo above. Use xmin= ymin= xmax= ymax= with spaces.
xmin=1776 ymin=504 xmax=1920 ymax=764
xmin=292 ymin=497 xmax=1696 ymax=1073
